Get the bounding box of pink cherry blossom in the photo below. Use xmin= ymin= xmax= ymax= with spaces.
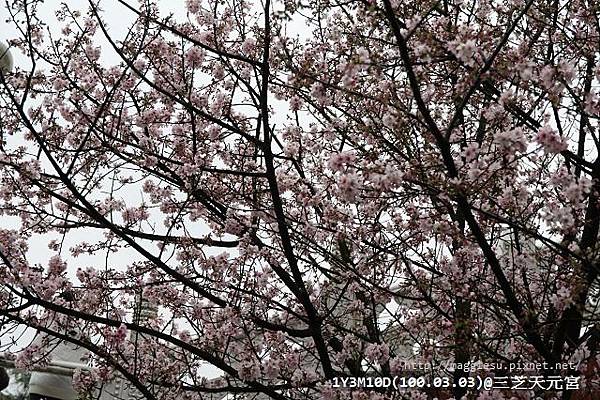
xmin=535 ymin=125 xmax=568 ymax=153
xmin=327 ymin=151 xmax=356 ymax=172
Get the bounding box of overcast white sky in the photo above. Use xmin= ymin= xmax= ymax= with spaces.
xmin=1 ymin=1 xmax=179 ymax=74
xmin=0 ymin=0 xmax=245 ymax=282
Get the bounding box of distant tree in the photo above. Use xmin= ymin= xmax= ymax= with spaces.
xmin=0 ymin=42 xmax=13 ymax=74
xmin=1 ymin=0 xmax=600 ymax=399
xmin=0 ymin=369 xmax=29 ymax=400
xmin=0 ymin=368 xmax=8 ymax=392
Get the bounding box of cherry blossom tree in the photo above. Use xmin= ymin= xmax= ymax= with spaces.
xmin=1 ymin=0 xmax=600 ymax=399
